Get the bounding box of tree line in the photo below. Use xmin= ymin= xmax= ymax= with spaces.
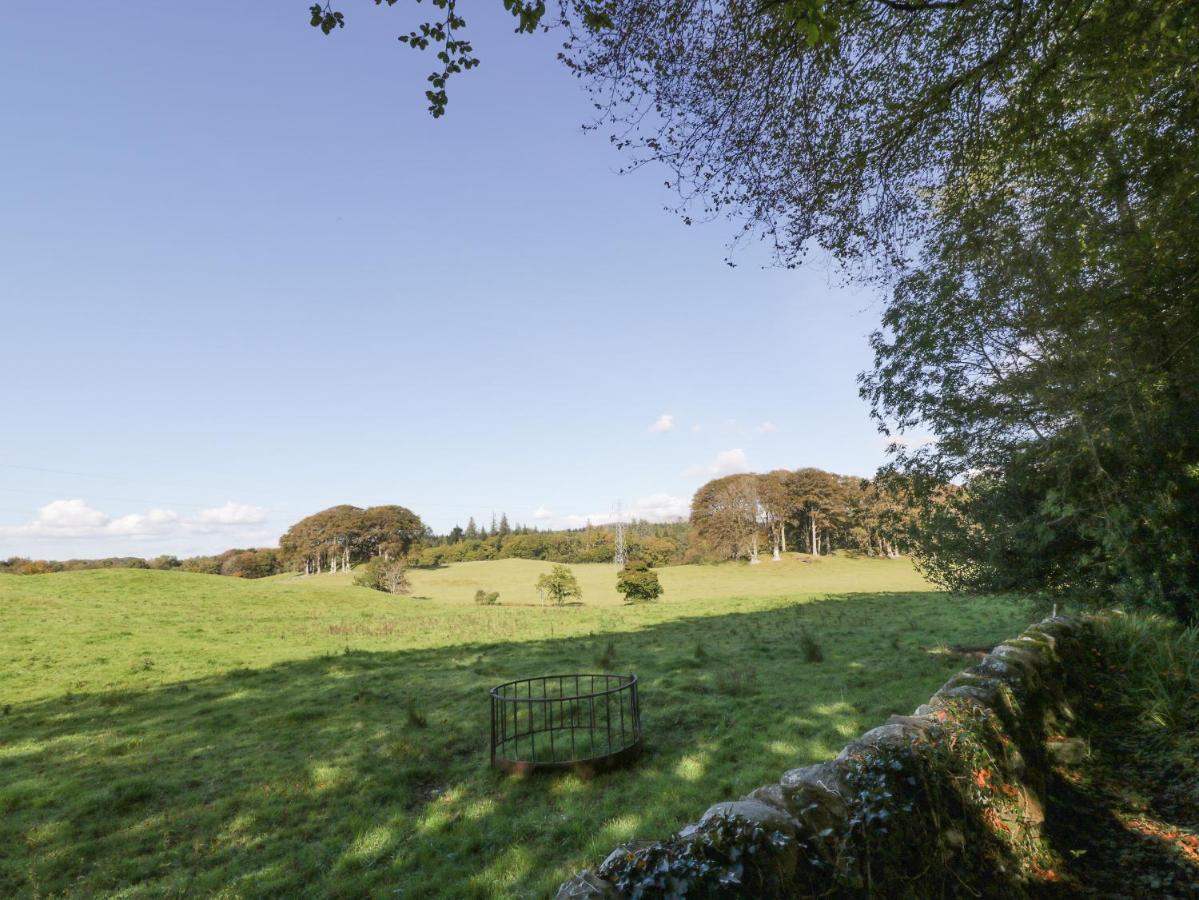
xmin=416 ymin=519 xmax=689 ymax=567
xmin=2 ymin=469 xmax=916 ymax=579
xmin=0 ymin=550 xmax=283 ymax=578
xmin=689 ymin=469 xmax=912 ymax=564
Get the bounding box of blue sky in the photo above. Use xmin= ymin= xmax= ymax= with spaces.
xmin=1 ymin=3 xmax=891 ymax=558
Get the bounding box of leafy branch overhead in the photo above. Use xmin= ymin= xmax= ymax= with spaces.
xmin=309 ymin=0 xmax=543 ymax=117
xmin=306 ymin=0 xmax=619 ymax=117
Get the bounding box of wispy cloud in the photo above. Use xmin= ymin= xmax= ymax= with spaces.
xmin=683 ymin=448 xmax=750 ymax=478
xmin=755 ymin=421 xmax=777 ymax=434
xmin=648 ymin=414 xmax=675 ymax=433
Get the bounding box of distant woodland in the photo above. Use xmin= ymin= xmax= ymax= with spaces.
xmin=0 ymin=468 xmax=915 ymax=578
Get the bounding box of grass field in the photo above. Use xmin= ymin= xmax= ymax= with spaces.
xmin=0 ymin=556 xmax=1037 ymax=898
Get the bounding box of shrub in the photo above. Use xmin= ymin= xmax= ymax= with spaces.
xmin=616 ymin=558 xmax=663 ymax=603
xmin=354 ymin=557 xmax=411 ymax=595
xmin=474 ymin=589 xmax=500 ymax=605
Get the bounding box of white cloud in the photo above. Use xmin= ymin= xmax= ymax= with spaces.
xmin=194 ymin=501 xmax=269 ymax=526
xmin=630 ymin=493 xmax=689 ymax=522
xmin=531 ymin=505 xmax=554 ymax=520
xmin=683 ymin=448 xmax=749 ymax=478
xmin=0 ymin=498 xmax=271 ymax=545
xmin=713 ymin=448 xmax=749 ymax=475
xmin=33 ymin=498 xmax=108 ymax=532
xmin=755 ymin=421 xmax=777 ymax=434
xmin=648 ymin=414 xmax=675 ymax=433
xmin=108 ymin=508 xmax=180 ymax=537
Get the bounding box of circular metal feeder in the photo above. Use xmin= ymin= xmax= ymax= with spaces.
xmin=490 ymin=673 xmax=642 ymax=776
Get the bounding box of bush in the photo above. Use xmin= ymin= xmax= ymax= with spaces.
xmin=354 ymin=557 xmax=411 ymax=595
xmin=616 ymin=558 xmax=663 ymax=603
xmin=474 ymin=589 xmax=500 ymax=605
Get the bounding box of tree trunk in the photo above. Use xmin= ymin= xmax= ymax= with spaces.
xmin=810 ymin=517 xmax=818 ymax=556
xmin=749 ymin=530 xmax=760 ymax=564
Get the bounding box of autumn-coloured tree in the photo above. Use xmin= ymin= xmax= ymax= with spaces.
xmin=690 ymin=474 xmax=763 ymax=562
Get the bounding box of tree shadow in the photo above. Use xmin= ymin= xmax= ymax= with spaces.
xmin=0 ymin=591 xmax=1034 ymax=898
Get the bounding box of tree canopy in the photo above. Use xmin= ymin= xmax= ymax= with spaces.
xmin=279 ymin=504 xmax=426 ymax=574
xmin=689 ymin=468 xmax=912 ymax=562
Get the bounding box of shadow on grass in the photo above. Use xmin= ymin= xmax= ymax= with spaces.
xmin=0 ymin=591 xmax=1034 ymax=898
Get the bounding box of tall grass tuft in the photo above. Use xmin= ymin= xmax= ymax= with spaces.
xmin=1093 ymin=611 xmax=1199 ymax=752
xmin=405 ymin=697 xmax=429 ymax=729
xmin=715 ymin=668 xmax=758 ymax=696
xmin=799 ymin=630 xmax=824 ymax=663
xmin=594 ymin=639 xmax=617 ymax=670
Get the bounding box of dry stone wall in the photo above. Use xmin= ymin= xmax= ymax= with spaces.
xmin=557 ymin=616 xmax=1093 ymax=899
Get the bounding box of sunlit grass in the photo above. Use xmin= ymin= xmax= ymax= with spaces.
xmin=0 ymin=559 xmax=1034 ymax=897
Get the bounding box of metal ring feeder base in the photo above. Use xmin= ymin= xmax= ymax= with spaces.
xmin=490 ymin=673 xmax=642 ymax=776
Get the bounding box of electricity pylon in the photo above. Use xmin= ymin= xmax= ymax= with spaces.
xmin=613 ymin=500 xmax=627 ymax=567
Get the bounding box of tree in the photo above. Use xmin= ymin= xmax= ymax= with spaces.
xmin=758 ymin=470 xmax=794 ymax=561
xmin=690 ymin=474 xmax=763 ymax=562
xmin=788 ymin=469 xmax=845 ymax=556
xmin=498 ymin=513 xmax=511 ymax=537
xmin=354 ymin=557 xmax=412 ymax=594
xmin=536 ymin=564 xmax=583 ymax=605
xmin=279 ymin=504 xmax=426 ymax=574
xmin=616 ymin=558 xmax=662 ymax=603
xmin=854 ymin=5 xmax=1199 ymax=619
xmin=359 ymin=505 xmax=425 ymax=560
xmin=464 ymin=517 xmax=479 ymax=540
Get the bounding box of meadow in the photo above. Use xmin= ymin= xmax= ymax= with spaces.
xmin=0 ymin=557 xmax=1038 ymax=897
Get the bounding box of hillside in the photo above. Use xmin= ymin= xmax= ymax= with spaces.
xmin=0 ymin=559 xmax=1037 ymax=897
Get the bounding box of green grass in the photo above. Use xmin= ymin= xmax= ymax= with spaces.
xmin=0 ymin=557 xmax=1035 ymax=898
